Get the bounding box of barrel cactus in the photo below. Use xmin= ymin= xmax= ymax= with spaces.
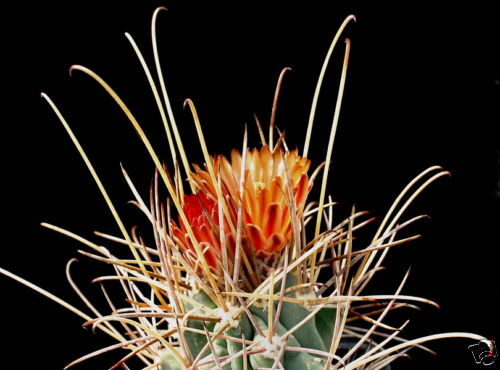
xmin=0 ymin=7 xmax=485 ymax=369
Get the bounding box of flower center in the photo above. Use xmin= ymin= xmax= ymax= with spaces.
xmin=254 ymin=181 xmax=266 ymax=192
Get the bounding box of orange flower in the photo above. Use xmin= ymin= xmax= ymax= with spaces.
xmin=172 ymin=192 xmax=223 ymax=270
xmin=172 ymin=146 xmax=311 ymax=270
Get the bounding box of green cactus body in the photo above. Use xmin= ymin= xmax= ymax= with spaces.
xmin=183 ymin=290 xmax=218 ymax=359
xmin=159 ymin=350 xmax=184 ymax=370
xmin=160 ymin=273 xmax=337 ymax=369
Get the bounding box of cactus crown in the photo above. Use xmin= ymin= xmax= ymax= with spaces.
xmin=0 ymin=7 xmax=485 ymax=370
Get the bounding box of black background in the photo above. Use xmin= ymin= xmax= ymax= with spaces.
xmin=1 ymin=1 xmax=498 ymax=369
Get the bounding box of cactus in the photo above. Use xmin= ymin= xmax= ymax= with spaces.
xmin=0 ymin=6 xmax=485 ymax=370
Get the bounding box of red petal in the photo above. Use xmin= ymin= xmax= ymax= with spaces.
xmin=263 ymin=202 xmax=281 ymax=236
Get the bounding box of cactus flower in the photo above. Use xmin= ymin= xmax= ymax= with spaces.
xmin=173 ymin=146 xmax=311 ymax=273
